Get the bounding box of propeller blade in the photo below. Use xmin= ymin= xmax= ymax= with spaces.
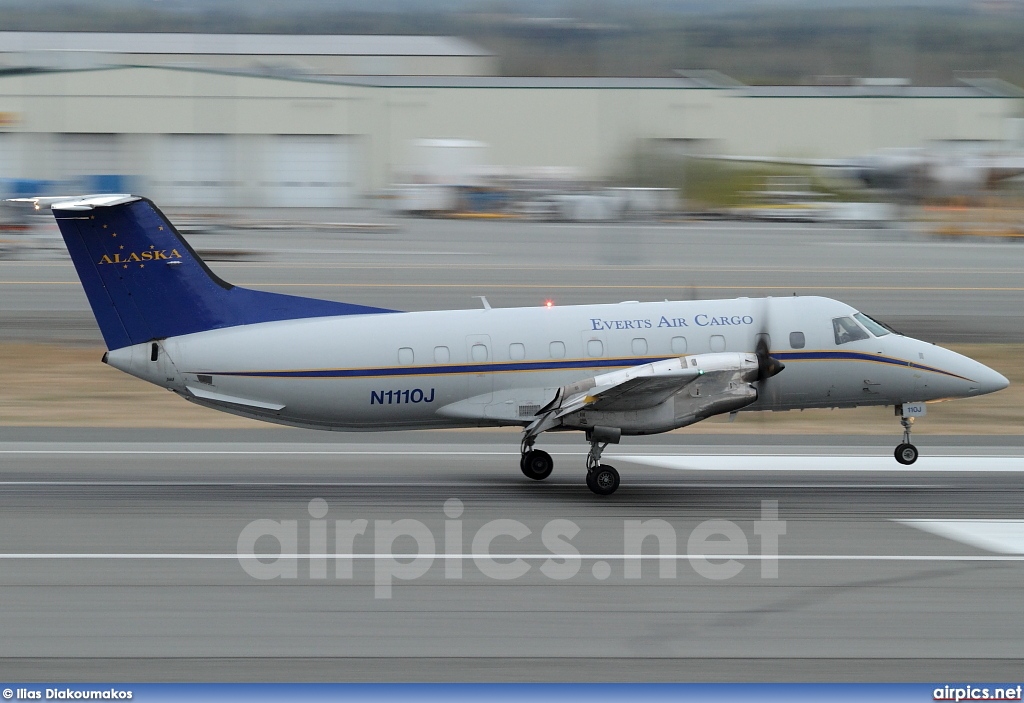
xmin=755 ymin=299 xmax=785 ymax=382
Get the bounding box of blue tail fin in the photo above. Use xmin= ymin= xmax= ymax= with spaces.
xmin=52 ymin=194 xmax=395 ymax=350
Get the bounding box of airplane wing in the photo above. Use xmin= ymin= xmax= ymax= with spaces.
xmin=567 ymin=373 xmax=698 ymax=413
xmin=530 ymin=353 xmax=761 ymax=434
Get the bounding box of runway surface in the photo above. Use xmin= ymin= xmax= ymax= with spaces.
xmin=0 ymin=429 xmax=1022 ymax=681
xmin=2 ymin=217 xmax=1023 ymax=343
xmin=2 ymin=214 xmax=1022 ymax=680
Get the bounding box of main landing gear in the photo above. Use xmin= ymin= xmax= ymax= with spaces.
xmin=894 ymin=408 xmax=919 ymax=465
xmin=520 ymin=436 xmax=553 ymax=480
xmin=585 ymin=436 xmax=620 ymax=496
xmin=518 ymin=428 xmax=622 ymax=495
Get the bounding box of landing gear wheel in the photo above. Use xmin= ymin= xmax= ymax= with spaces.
xmin=587 ymin=464 xmax=620 ymax=496
xmin=895 ymin=443 xmax=919 ymax=465
xmin=894 ymin=411 xmax=920 ymax=465
xmin=521 ymin=449 xmax=554 ymax=480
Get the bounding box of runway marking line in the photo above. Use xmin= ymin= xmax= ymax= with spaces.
xmin=1 ymin=450 xmax=1021 ymax=457
xmin=0 ymin=482 xmax=953 ymax=489
xmin=4 ymin=261 xmax=1023 ymax=275
xmin=3 ymin=281 xmax=1024 ymax=292
xmin=895 ymin=519 xmax=1024 ymax=555
xmin=618 ymin=454 xmax=1024 ymax=472
xmin=0 ymin=553 xmax=1020 ymax=562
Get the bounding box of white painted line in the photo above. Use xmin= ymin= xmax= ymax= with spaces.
xmin=0 ymin=481 xmax=948 ymax=489
xmin=0 ymin=450 xmax=528 ymax=455
xmin=0 ymin=553 xmax=1021 ymax=562
xmin=0 ymin=480 xmax=573 ymax=488
xmin=2 ymin=449 xmax=1021 ymax=466
xmin=895 ymin=520 xmax=1024 ymax=555
xmin=618 ymin=454 xmax=1024 ymax=472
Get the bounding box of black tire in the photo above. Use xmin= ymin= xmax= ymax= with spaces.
xmin=895 ymin=443 xmax=919 ymax=465
xmin=521 ymin=449 xmax=554 ymax=480
xmin=588 ymin=464 xmax=620 ymax=496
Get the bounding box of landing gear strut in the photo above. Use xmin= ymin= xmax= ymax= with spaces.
xmin=520 ymin=436 xmax=553 ymax=480
xmin=894 ymin=411 xmax=919 ymax=465
xmin=585 ymin=428 xmax=621 ymax=496
xmin=517 ymin=424 xmax=623 ymax=494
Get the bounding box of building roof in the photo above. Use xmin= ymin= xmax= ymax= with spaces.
xmin=0 ymin=32 xmax=491 ymax=57
xmin=325 ymin=75 xmax=709 ymax=89
xmin=0 ymin=62 xmax=1019 ymax=98
xmin=739 ymin=84 xmax=1014 ymax=98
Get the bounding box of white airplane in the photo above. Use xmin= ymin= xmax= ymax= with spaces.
xmin=27 ymin=194 xmax=1009 ymax=495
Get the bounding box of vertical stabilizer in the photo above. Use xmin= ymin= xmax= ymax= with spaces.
xmin=51 ymin=194 xmax=394 ymax=349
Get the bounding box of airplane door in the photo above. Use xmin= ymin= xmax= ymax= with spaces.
xmin=465 ymin=334 xmax=494 ymax=403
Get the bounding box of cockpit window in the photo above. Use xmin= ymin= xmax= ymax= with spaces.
xmin=853 ymin=312 xmax=890 ymax=337
xmin=832 ymin=316 xmax=870 ymax=345
xmin=854 ymin=312 xmax=900 ymax=336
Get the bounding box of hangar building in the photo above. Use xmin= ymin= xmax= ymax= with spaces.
xmin=0 ymin=33 xmax=1020 ymax=207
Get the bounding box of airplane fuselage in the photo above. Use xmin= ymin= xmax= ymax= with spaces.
xmin=105 ymin=295 xmax=1004 ymax=433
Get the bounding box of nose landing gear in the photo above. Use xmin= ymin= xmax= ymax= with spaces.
xmin=894 ymin=405 xmax=921 ymax=465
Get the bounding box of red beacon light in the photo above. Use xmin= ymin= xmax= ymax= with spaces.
xmin=544 ymin=299 xmax=554 ymax=308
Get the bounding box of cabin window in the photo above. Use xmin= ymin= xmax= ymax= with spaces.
xmin=471 ymin=343 xmax=489 ymax=362
xmin=587 ymin=339 xmax=604 ymax=357
xmin=789 ymin=331 xmax=806 ymax=349
xmin=631 ymin=338 xmax=648 ymax=355
xmin=434 ymin=346 xmax=450 ymax=363
xmin=671 ymin=336 xmax=687 ymax=354
xmin=509 ymin=343 xmax=526 ymax=360
xmin=398 ymin=347 xmax=414 ymax=365
xmin=832 ymin=316 xmax=869 ymax=345
xmin=710 ymin=335 xmax=726 ymax=352
xmin=549 ymin=341 xmax=566 ymax=359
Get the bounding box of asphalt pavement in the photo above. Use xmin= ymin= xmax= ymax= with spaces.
xmin=0 ymin=429 xmax=1021 ymax=681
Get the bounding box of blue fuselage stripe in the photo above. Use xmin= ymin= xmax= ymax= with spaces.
xmin=774 ymin=351 xmax=972 ymax=381
xmin=198 ymin=350 xmax=972 ymax=382
xmin=209 ymin=357 xmax=665 ymax=379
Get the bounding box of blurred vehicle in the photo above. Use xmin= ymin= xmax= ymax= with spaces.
xmin=728 ymin=176 xmax=895 ymax=225
xmin=702 ymin=145 xmax=1024 ymax=202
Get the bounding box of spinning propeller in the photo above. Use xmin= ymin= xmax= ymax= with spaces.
xmin=755 ymin=297 xmax=785 ymax=383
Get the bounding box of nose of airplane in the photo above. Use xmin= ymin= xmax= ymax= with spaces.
xmin=914 ymin=341 xmax=1009 ymax=399
xmin=975 ymin=364 xmax=1010 ymax=396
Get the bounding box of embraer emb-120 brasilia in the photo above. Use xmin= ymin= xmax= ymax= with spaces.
xmin=27 ymin=194 xmax=1009 ymax=495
